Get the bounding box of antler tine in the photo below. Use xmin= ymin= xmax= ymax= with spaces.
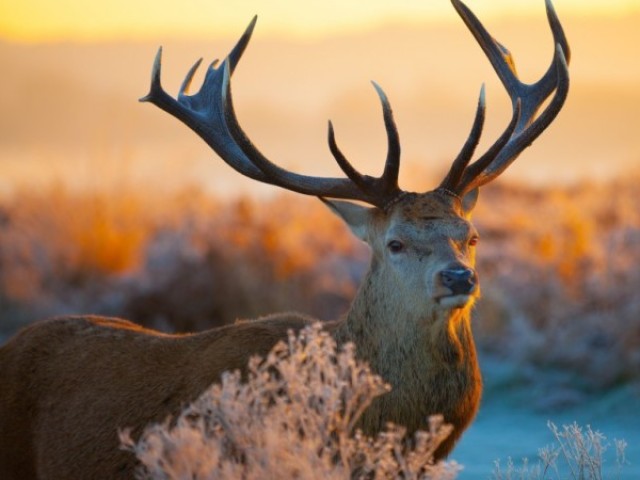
xmin=227 ymin=16 xmax=258 ymax=75
xmin=178 ymin=58 xmax=204 ymax=97
xmin=139 ymin=47 xmax=165 ymax=104
xmin=222 ymin=67 xmax=405 ymax=207
xmin=326 ymin=82 xmax=403 ymax=199
xmin=540 ymin=0 xmax=571 ymax=94
xmin=325 ymin=83 xmax=402 ymax=202
xmin=444 ymin=0 xmax=570 ymax=196
xmin=327 ymin=121 xmax=369 ymax=190
xmin=450 ymin=1 xmax=521 ymax=102
xmin=372 ymin=81 xmax=401 ymax=194
xmin=456 ymin=99 xmax=521 ymax=192
xmin=141 ymin=17 xmax=407 ymax=207
xmin=439 ymin=85 xmax=486 ymax=192
xmin=219 ymin=60 xmax=368 ymax=200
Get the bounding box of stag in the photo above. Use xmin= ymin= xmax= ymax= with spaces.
xmin=0 ymin=1 xmax=569 ymax=478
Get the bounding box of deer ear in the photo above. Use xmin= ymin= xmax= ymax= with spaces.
xmin=461 ymin=188 xmax=479 ymax=217
xmin=319 ymin=198 xmax=373 ymax=241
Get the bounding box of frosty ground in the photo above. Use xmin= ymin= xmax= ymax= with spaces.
xmin=455 ymin=356 xmax=639 ymax=479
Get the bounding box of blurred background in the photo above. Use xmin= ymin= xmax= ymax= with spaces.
xmin=1 ymin=0 xmax=639 ymax=476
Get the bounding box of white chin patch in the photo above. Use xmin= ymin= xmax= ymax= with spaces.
xmin=438 ymin=294 xmax=473 ymax=309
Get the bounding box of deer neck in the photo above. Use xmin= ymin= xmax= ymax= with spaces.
xmin=332 ymin=261 xmax=482 ymax=442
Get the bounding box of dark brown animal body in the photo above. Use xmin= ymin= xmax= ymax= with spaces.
xmin=0 ymin=198 xmax=480 ymax=476
xmin=0 ymin=315 xmax=311 ymax=478
xmin=0 ymin=0 xmax=569 ymax=478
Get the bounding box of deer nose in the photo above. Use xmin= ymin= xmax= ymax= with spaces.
xmin=439 ymin=267 xmax=478 ymax=296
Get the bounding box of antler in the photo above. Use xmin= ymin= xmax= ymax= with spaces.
xmin=140 ymin=17 xmax=403 ymax=209
xmin=439 ymin=0 xmax=570 ymax=196
xmin=142 ymin=0 xmax=569 ymax=209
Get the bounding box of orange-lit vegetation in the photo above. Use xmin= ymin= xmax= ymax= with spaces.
xmin=0 ymin=185 xmax=365 ymax=334
xmin=472 ymin=179 xmax=640 ymax=390
xmin=1 ymin=177 xmax=639 ymax=392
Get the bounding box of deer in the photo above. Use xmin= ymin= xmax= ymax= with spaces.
xmin=0 ymin=1 xmax=569 ymax=478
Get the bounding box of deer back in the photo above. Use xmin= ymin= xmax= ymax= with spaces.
xmin=0 ymin=315 xmax=313 ymax=479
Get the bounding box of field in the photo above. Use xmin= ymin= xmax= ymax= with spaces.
xmin=1 ymin=7 xmax=640 ymax=476
xmin=2 ymin=179 xmax=640 ymax=388
xmin=0 ymin=177 xmax=638 ymax=477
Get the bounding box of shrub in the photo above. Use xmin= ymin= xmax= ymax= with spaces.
xmin=120 ymin=324 xmax=461 ymax=479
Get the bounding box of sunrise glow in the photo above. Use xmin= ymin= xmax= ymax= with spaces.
xmin=1 ymin=0 xmax=639 ymax=42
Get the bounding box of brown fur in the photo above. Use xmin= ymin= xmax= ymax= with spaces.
xmin=0 ymin=191 xmax=482 ymax=479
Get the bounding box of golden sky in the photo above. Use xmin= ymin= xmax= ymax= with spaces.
xmin=1 ymin=0 xmax=639 ymax=42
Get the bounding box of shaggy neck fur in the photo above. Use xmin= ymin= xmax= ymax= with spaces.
xmin=333 ymin=259 xmax=482 ymax=458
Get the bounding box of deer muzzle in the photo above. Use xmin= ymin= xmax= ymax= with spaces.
xmin=439 ymin=267 xmax=478 ymax=296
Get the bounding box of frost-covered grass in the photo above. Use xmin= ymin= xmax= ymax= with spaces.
xmin=492 ymin=422 xmax=628 ymax=480
xmin=472 ymin=180 xmax=640 ymax=392
xmin=120 ymin=324 xmax=461 ymax=479
xmin=0 ymin=188 xmax=364 ymax=334
xmin=121 ymin=325 xmax=630 ymax=479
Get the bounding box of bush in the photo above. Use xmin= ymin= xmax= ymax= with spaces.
xmin=120 ymin=324 xmax=461 ymax=479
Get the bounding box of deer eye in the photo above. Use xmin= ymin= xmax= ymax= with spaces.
xmin=387 ymin=240 xmax=405 ymax=253
xmin=468 ymin=235 xmax=479 ymax=247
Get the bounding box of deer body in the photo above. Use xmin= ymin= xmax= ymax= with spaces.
xmin=0 ymin=193 xmax=482 ymax=479
xmin=0 ymin=1 xmax=569 ymax=478
xmin=0 ymin=315 xmax=313 ymax=479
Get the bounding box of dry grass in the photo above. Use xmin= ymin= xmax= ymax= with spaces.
xmin=492 ymin=422 xmax=628 ymax=480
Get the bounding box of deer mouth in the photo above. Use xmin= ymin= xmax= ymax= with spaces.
xmin=437 ymin=293 xmax=476 ymax=309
